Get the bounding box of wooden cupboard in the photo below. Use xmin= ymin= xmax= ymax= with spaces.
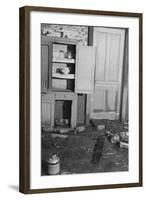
xmin=41 ymin=36 xmax=95 ymax=94
xmin=41 ymin=36 xmax=95 ymax=128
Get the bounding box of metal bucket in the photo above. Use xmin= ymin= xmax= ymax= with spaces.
xmin=47 ymin=154 xmax=60 ymax=175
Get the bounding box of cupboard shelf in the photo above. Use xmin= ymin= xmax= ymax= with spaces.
xmin=52 ymin=58 xmax=75 ymax=64
xmin=52 ymin=73 xmax=75 ymax=79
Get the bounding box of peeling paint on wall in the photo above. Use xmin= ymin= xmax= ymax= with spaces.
xmin=41 ymin=24 xmax=88 ymax=46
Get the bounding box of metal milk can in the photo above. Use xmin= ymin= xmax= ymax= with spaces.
xmin=47 ymin=154 xmax=60 ymax=175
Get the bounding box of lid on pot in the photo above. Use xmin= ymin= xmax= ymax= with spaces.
xmin=47 ymin=154 xmax=60 ymax=164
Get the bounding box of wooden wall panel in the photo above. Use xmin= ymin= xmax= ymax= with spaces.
xmin=41 ymin=102 xmax=51 ymax=125
xmin=41 ymin=93 xmax=54 ymax=127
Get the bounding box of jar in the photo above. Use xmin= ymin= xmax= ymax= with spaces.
xmin=59 ymin=50 xmax=64 ymax=59
xmin=67 ymin=51 xmax=72 ymax=59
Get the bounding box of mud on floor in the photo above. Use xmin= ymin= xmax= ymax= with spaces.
xmin=41 ymin=120 xmax=128 ymax=175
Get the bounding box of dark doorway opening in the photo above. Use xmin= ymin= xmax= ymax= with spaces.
xmin=54 ymin=100 xmax=72 ymax=127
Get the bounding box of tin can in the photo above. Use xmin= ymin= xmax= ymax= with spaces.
xmin=111 ymin=134 xmax=120 ymax=144
xmin=47 ymin=154 xmax=60 ymax=175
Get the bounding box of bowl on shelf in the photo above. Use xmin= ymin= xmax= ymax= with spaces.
xmin=60 ymin=67 xmax=70 ymax=75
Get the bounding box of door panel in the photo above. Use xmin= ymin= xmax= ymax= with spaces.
xmin=90 ymin=27 xmax=125 ymax=120
xmin=75 ymin=46 xmax=96 ymax=94
xmin=105 ymin=89 xmax=118 ymax=112
xmin=106 ymin=33 xmax=121 ymax=81
xmin=94 ymin=32 xmax=107 ymax=81
xmin=91 ymin=88 xmax=105 ymax=112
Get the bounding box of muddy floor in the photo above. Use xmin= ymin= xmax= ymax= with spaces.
xmin=41 ymin=120 xmax=128 ymax=175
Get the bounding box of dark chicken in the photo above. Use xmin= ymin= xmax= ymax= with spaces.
xmin=91 ymin=135 xmax=105 ymax=164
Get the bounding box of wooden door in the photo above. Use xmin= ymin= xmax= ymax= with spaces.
xmin=90 ymin=27 xmax=125 ymax=119
xmin=75 ymin=46 xmax=96 ymax=94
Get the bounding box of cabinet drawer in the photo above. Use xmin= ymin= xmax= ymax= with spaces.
xmin=54 ymin=92 xmax=75 ymax=100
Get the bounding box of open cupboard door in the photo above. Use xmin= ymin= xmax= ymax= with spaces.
xmin=75 ymin=46 xmax=96 ymax=94
xmin=41 ymin=45 xmax=49 ymax=93
xmin=90 ymin=27 xmax=125 ymax=120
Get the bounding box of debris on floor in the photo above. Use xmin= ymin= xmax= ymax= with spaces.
xmin=55 ymin=118 xmax=70 ymax=126
xmin=42 ymin=126 xmax=74 ymax=134
xmin=41 ymin=120 xmax=129 ymax=175
xmin=51 ymin=133 xmax=68 ymax=139
xmin=120 ymin=141 xmax=128 ymax=149
xmin=119 ymin=132 xmax=129 ymax=142
xmin=89 ymin=120 xmax=106 ymax=130
xmin=97 ymin=125 xmax=105 ymax=130
xmin=42 ymin=126 xmax=54 ymax=132
xmin=105 ymin=121 xmax=129 ymax=149
xmin=58 ymin=128 xmax=71 ymax=134
xmin=74 ymin=126 xmax=86 ymax=134
xmin=110 ymin=134 xmax=120 ymax=144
